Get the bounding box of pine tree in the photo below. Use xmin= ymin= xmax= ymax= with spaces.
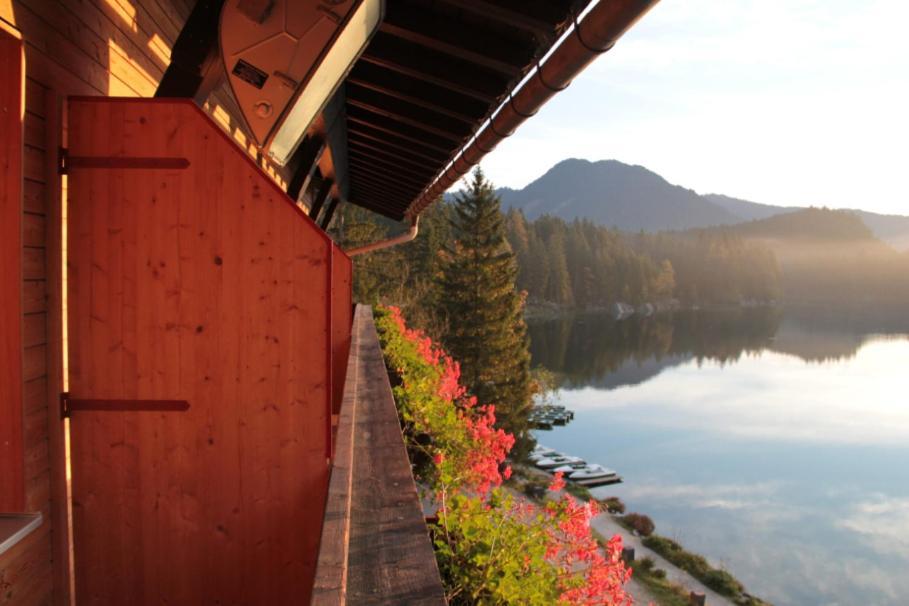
xmin=437 ymin=169 xmax=532 ymax=434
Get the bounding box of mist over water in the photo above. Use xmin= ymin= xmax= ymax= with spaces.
xmin=528 ymin=308 xmax=909 ymax=606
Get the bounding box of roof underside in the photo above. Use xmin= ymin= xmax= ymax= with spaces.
xmin=340 ymin=0 xmax=590 ymax=221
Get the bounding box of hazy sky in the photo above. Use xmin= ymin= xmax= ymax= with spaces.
xmin=478 ymin=0 xmax=909 ymax=216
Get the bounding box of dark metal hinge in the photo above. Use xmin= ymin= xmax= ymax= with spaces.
xmin=59 ymin=147 xmax=69 ymax=175
xmin=60 ymin=391 xmax=71 ymax=419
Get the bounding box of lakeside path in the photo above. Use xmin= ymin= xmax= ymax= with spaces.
xmin=589 ymin=512 xmax=736 ymax=606
xmin=515 ymin=464 xmax=735 ymax=606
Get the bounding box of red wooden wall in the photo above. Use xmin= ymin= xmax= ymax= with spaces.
xmin=0 ymin=19 xmax=24 ymax=513
xmin=330 ymin=245 xmax=352 ymax=431
xmin=65 ymin=97 xmax=348 ymax=604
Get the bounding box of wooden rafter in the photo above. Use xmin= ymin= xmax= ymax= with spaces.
xmin=361 ymin=34 xmax=507 ymax=102
xmin=346 ymin=107 xmax=458 ymax=153
xmin=380 ymin=7 xmax=529 ymax=76
xmin=346 ymin=123 xmax=451 ymax=162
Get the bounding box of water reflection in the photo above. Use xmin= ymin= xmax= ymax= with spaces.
xmin=528 ymin=307 xmax=909 ymax=606
xmin=529 ymin=306 xmax=909 ymax=389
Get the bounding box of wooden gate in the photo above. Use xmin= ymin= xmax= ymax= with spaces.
xmin=66 ymin=97 xmax=346 ymax=604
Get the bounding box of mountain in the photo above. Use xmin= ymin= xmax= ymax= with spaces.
xmin=724 ymin=207 xmax=876 ymax=242
xmin=495 ymin=159 xmax=909 ymax=250
xmin=496 ymin=159 xmax=741 ymax=231
xmin=702 ymin=194 xmax=798 ymax=222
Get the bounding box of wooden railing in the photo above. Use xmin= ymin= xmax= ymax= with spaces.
xmin=313 ymin=305 xmax=446 ymax=605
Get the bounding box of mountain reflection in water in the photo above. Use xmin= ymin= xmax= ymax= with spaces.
xmin=528 ymin=306 xmax=909 ymax=390
xmin=527 ymin=307 xmax=909 ymax=606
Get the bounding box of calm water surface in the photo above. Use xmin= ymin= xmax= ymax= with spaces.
xmin=528 ymin=307 xmax=909 ymax=606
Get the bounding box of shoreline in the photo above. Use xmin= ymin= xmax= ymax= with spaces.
xmin=510 ymin=464 xmax=769 ymax=606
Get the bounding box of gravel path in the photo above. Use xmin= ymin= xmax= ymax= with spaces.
xmin=591 ymin=513 xmax=736 ymax=606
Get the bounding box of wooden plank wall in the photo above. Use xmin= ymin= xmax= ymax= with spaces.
xmin=330 ymin=245 xmax=353 ymax=453
xmin=1 ymin=18 xmax=24 ymax=514
xmin=0 ymin=1 xmax=292 ymax=603
xmin=66 ymin=97 xmax=331 ymax=605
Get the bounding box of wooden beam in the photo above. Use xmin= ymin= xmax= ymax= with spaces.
xmin=348 ymin=62 xmax=488 ymax=121
xmin=346 ymin=123 xmax=451 ymax=163
xmin=347 ymin=189 xmax=403 ymax=215
xmin=347 ymin=157 xmax=430 ymax=192
xmin=346 ymin=98 xmax=468 ymax=143
xmin=320 ymin=198 xmax=341 ymax=230
xmin=361 ymin=33 xmax=508 ymax=103
xmin=155 ymin=0 xmax=226 ymax=100
xmin=287 ymin=135 xmax=326 ymax=202
xmin=348 ymin=147 xmax=438 ymax=181
xmin=380 ymin=7 xmax=530 ymax=76
xmin=348 ymin=168 xmax=431 ymax=201
xmin=348 ymin=176 xmax=426 ymax=207
xmin=346 ymin=105 xmax=460 ymax=153
xmin=347 ymin=80 xmax=479 ymax=133
xmin=439 ymin=0 xmax=561 ymax=39
xmin=309 ymin=177 xmax=334 ymax=223
xmin=351 ymin=178 xmax=420 ymax=204
xmin=347 ymin=138 xmax=441 ymax=175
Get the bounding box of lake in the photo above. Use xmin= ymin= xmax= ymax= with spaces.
xmin=527 ymin=307 xmax=909 ymax=606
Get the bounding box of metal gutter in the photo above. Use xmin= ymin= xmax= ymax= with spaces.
xmin=404 ymin=0 xmax=660 ymax=220
xmin=345 ymin=216 xmax=419 ymax=256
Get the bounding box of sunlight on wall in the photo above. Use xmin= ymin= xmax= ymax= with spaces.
xmin=108 ymin=39 xmax=156 ymax=96
xmin=211 ymin=103 xmax=232 ymax=131
xmin=103 ymin=0 xmax=138 ymax=33
xmin=61 ymin=171 xmax=76 ymax=602
xmin=147 ymin=33 xmax=171 ymax=65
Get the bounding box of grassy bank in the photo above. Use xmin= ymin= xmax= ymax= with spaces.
xmin=628 ymin=558 xmax=691 ymax=606
xmin=641 ymin=535 xmax=771 ymax=606
xmin=510 ymin=469 xmax=771 ymax=606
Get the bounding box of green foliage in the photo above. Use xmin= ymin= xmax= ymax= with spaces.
xmin=437 ymin=169 xmax=533 ymax=435
xmin=600 ymin=497 xmax=626 ymax=514
xmin=642 ymin=535 xmax=750 ymax=599
xmin=618 ymin=513 xmax=655 ymax=537
xmin=331 ymin=200 xmax=453 ymax=339
xmin=504 ymin=211 xmax=782 ymax=307
xmin=433 ymin=491 xmax=566 ymax=605
xmin=376 ymin=306 xmax=632 ymax=605
xmin=628 ymin=559 xmax=689 ymax=606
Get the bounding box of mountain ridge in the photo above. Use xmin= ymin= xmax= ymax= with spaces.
xmin=493 ymin=158 xmax=909 ymax=249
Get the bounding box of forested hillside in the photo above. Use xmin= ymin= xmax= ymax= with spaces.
xmin=714 ymin=208 xmax=909 ymax=308
xmin=496 ymin=158 xmax=909 ymax=250
xmin=336 ymin=193 xmax=904 ymax=321
xmin=505 ymin=210 xmax=781 ymax=307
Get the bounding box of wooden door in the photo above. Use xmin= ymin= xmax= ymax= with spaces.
xmin=66 ymin=97 xmax=333 ymax=604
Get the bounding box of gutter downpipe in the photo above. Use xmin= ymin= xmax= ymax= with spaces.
xmin=345 ymin=216 xmax=419 ymax=257
xmin=404 ymin=0 xmax=660 ymax=220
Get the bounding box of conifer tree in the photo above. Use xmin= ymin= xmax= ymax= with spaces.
xmin=438 ymin=169 xmax=532 ymax=434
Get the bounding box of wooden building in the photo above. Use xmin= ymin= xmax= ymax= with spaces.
xmin=0 ymin=1 xmax=656 ymax=603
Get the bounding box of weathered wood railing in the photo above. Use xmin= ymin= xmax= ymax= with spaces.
xmin=313 ymin=305 xmax=446 ymax=605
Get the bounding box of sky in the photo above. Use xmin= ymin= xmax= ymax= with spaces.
xmin=477 ymin=0 xmax=909 ymax=216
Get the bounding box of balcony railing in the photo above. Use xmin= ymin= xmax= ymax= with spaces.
xmin=313 ymin=305 xmax=446 ymax=605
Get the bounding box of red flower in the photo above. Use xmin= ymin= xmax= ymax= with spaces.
xmin=548 ymin=472 xmax=566 ymax=492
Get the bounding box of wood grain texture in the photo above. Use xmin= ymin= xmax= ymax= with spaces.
xmin=66 ymin=97 xmax=334 ymax=605
xmin=314 ymin=306 xmax=446 ymax=605
xmin=331 ymin=246 xmax=353 ymax=419
xmin=0 ymin=21 xmax=25 ymax=513
xmin=312 ymin=305 xmax=362 ymax=606
xmin=0 ymin=520 xmax=53 ymax=606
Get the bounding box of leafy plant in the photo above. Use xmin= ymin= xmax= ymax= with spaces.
xmin=600 ymin=497 xmax=626 ymax=514
xmin=620 ymin=513 xmax=655 ymax=537
xmin=376 ymin=306 xmax=633 ymax=605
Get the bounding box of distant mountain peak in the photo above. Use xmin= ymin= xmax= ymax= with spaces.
xmin=497 ymin=158 xmax=739 ymax=231
xmin=495 ymin=159 xmax=909 ymax=250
